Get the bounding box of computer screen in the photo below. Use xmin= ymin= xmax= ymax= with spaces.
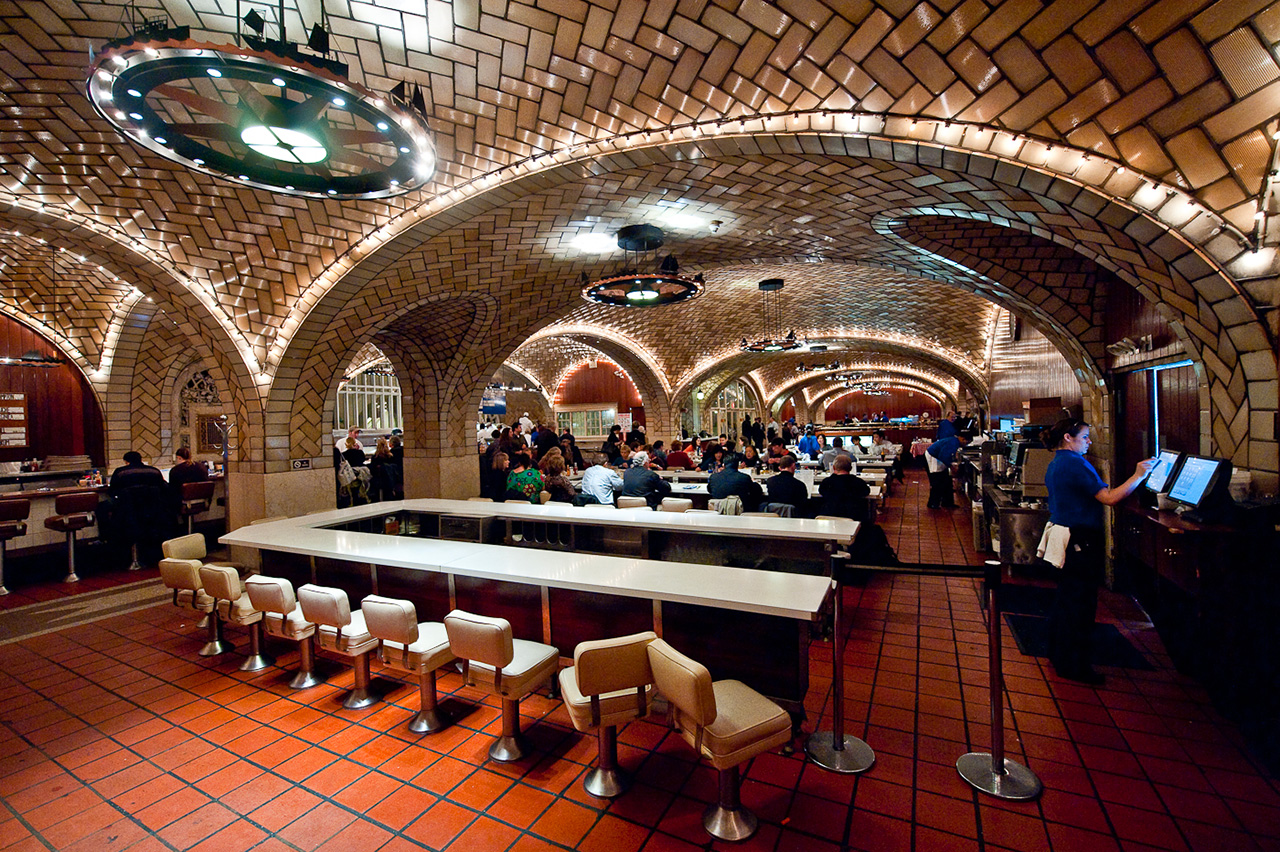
xmin=1009 ymin=441 xmax=1032 ymax=466
xmin=1168 ymin=456 xmax=1227 ymax=507
xmin=1143 ymin=450 xmax=1183 ymax=493
xmin=857 ymin=435 xmax=873 ymax=449
xmin=1021 ymin=448 xmax=1054 ymax=498
xmin=999 ymin=417 xmax=1016 ymax=432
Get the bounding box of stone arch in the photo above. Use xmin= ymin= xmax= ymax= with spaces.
xmin=271 ymin=126 xmax=1276 ymax=477
xmin=786 ymin=372 xmax=960 ymax=418
xmin=811 ymin=382 xmax=949 ymax=423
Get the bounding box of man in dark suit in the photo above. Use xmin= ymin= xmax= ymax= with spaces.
xmin=620 ymin=452 xmax=672 ymax=509
xmin=708 ymin=457 xmax=763 ymax=512
xmin=765 ymin=454 xmax=811 ymax=517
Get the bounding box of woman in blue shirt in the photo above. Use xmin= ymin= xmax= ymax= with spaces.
xmin=1043 ymin=418 xmax=1154 ymax=684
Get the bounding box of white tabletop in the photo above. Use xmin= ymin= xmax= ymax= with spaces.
xmin=222 ymin=512 xmax=832 ymax=620
xmin=359 ymin=498 xmax=860 ymax=543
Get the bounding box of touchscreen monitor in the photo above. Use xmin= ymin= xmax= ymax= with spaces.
xmin=1168 ymin=455 xmax=1228 ymax=507
xmin=1143 ymin=450 xmax=1183 ymax=493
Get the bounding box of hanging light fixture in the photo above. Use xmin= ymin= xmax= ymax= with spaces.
xmin=86 ymin=6 xmax=436 ymax=199
xmin=580 ymin=224 xmax=705 ymax=306
xmin=740 ymin=279 xmax=801 ymax=351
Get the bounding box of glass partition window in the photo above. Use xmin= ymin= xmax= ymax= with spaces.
xmin=335 ymin=369 xmax=403 ymax=431
xmin=708 ymin=381 xmax=758 ymax=438
xmin=555 ymin=405 xmax=615 ymax=440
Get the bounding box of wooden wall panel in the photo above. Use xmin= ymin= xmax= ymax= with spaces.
xmin=1156 ymin=364 xmax=1199 ymax=455
xmin=0 ymin=314 xmax=104 ymax=465
xmin=823 ymin=389 xmax=941 ymax=421
xmin=556 ymin=361 xmax=645 ymax=425
xmin=1104 ymin=278 xmax=1184 ymax=368
xmin=987 ymin=308 xmax=1083 ymax=422
xmin=778 ymin=398 xmax=796 ymax=422
xmin=1118 ymin=369 xmax=1152 ymax=476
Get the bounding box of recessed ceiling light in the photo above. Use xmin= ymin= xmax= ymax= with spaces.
xmin=126 ymin=88 xmax=142 ymax=98
xmin=332 ymin=96 xmax=346 ymax=106
xmin=207 ymin=68 xmax=222 ymax=77
xmin=572 ymin=233 xmax=617 ymax=253
xmin=376 ymin=121 xmax=388 ymax=131
xmin=272 ymin=77 xmax=286 ymax=87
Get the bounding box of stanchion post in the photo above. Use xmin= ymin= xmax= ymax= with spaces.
xmin=956 ymin=559 xmax=1042 ymax=800
xmin=805 ymin=553 xmax=875 ymax=774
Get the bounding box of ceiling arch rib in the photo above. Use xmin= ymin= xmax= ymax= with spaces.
xmin=776 ymin=370 xmax=961 ymax=416
xmin=812 ymin=380 xmax=952 ymax=416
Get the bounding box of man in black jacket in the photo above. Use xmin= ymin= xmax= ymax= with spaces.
xmin=708 ymin=457 xmax=763 ymax=512
xmin=816 ymin=455 xmax=871 ymax=521
xmin=620 ymin=452 xmax=671 ymax=509
xmin=765 ymin=454 xmax=811 ymax=517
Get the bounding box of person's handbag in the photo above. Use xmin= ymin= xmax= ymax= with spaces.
xmin=337 ymin=457 xmax=357 ymax=487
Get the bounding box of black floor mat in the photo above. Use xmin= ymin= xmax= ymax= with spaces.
xmin=996 ymin=584 xmax=1059 ymax=618
xmin=1004 ymin=613 xmax=1155 ymax=670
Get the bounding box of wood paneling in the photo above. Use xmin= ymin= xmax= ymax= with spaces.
xmin=556 ymin=361 xmax=645 ymax=425
xmin=0 ymin=314 xmax=104 ymax=465
xmin=1105 ymin=278 xmax=1184 ymax=368
xmin=1118 ymin=370 xmax=1152 ymax=476
xmin=823 ymin=389 xmax=941 ymax=421
xmin=987 ymin=308 xmax=1082 ymax=422
xmin=778 ymin=398 xmax=796 ymax=422
xmin=1156 ymin=365 xmax=1199 ymax=455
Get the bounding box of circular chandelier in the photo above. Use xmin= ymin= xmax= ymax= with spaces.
xmin=580 ymin=225 xmax=705 ymax=306
xmin=86 ymin=19 xmax=436 ymax=199
xmin=741 ymin=279 xmax=802 ymax=351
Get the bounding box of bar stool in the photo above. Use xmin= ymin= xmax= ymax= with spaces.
xmin=646 ymin=638 xmax=793 ymax=842
xmin=0 ymin=498 xmax=30 ymax=595
xmin=659 ymin=497 xmax=693 ymax=513
xmin=297 ymin=584 xmax=380 ymax=709
xmin=179 ymin=481 xmax=215 ymax=536
xmin=444 ymin=609 xmax=559 ymax=762
xmin=43 ymin=491 xmax=99 ymax=583
xmin=616 ymin=496 xmax=647 ymax=509
xmin=200 ymin=564 xmax=274 ymax=671
xmin=361 ymin=595 xmax=455 ymax=733
xmin=245 ymin=575 xmax=322 ymax=688
xmin=559 ymin=631 xmax=656 ymax=797
xmin=158 ymin=535 xmax=220 ymax=653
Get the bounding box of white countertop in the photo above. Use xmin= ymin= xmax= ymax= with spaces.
xmin=341 ymin=498 xmax=861 ymax=544
xmin=222 ymin=509 xmax=833 ymax=620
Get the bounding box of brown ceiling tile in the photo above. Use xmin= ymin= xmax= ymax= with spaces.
xmin=904 ymin=42 xmax=959 ymax=92
xmin=883 ymin=3 xmax=943 ymax=57
xmin=1147 ymin=81 xmax=1232 ymax=138
xmin=1096 ymin=30 xmax=1159 ymax=92
xmin=1074 ymin=0 xmax=1153 ymax=46
xmin=947 ymin=38 xmax=1000 ymax=92
xmin=1096 ymin=78 xmax=1174 ymax=134
xmin=1191 ymin=0 xmax=1273 ymax=43
xmin=1049 ymin=77 xmax=1122 ymax=133
xmin=999 ymin=79 xmax=1067 ymax=128
xmin=971 ymin=0 xmax=1041 ymax=51
xmin=927 ymin=0 xmax=990 ymax=53
xmin=1152 ymin=27 xmax=1216 ymax=95
xmin=1203 ymin=78 xmax=1280 ymax=143
xmin=1022 ymin=0 xmax=1101 ymax=49
xmin=1195 ymin=175 xmax=1249 ymax=212
xmin=1209 ymin=27 xmax=1280 ymax=98
xmin=992 ymin=36 xmax=1049 ymax=92
xmin=1220 ymin=129 xmax=1271 ymax=193
xmin=1115 ymin=125 xmax=1176 ymax=175
xmin=1165 ymin=128 xmax=1230 ymax=188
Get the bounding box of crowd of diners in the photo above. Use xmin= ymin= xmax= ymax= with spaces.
xmin=476 ymin=417 xmax=908 ymax=524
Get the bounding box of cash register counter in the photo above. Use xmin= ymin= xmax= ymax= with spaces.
xmin=224 ymin=503 xmax=835 ymax=714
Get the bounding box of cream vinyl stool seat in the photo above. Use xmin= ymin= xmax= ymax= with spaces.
xmin=559 ymin=631 xmax=656 ymax=798
xmin=647 ymin=638 xmax=793 ymax=842
xmin=659 ymin=498 xmax=693 ymax=513
xmin=616 ymin=496 xmax=647 ymax=509
xmin=43 ymin=491 xmax=98 ymax=583
xmin=362 ymin=595 xmax=456 ymax=734
xmin=158 ymin=534 xmax=221 ymax=654
xmin=444 ymin=609 xmax=559 ymax=762
xmin=0 ymin=498 xmax=30 ymax=595
xmin=200 ymin=565 xmax=273 ymax=671
xmin=245 ymin=575 xmax=322 ymax=688
xmin=298 ymin=584 xmax=380 ymax=709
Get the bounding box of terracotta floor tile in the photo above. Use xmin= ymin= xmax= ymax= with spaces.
xmin=364 ymin=784 xmax=437 ymax=830
xmin=314 ymin=817 xmax=395 ymax=852
xmin=156 ymin=801 xmax=237 ymax=850
xmin=531 ymin=797 xmax=600 ymax=847
xmin=134 ymin=787 xmax=211 ymax=831
xmin=446 ymin=814 xmax=521 ymax=851
xmin=246 ymin=786 xmax=323 ymax=832
xmin=404 ymin=799 xmax=475 ymax=849
xmin=277 ymin=801 xmax=358 ymax=851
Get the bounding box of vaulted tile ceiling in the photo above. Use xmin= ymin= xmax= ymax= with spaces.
xmin=0 ymin=0 xmax=1274 ymax=420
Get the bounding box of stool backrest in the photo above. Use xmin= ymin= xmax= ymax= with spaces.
xmin=574 ymin=631 xmax=656 ymax=697
xmin=159 ymin=558 xmax=202 ymax=592
xmin=245 ymin=575 xmax=296 ymax=615
xmin=298 ymin=583 xmax=352 ymax=629
xmin=444 ymin=609 xmax=513 ymax=669
xmin=162 ymin=534 xmax=207 ymax=560
xmin=199 ymin=565 xmax=242 ymax=601
xmin=647 ymin=638 xmax=716 ymax=752
xmin=0 ymin=498 xmax=30 ymax=522
xmin=181 ymin=480 xmax=216 ymax=501
xmin=54 ymin=490 xmax=99 ymax=515
xmin=362 ymin=595 xmax=419 ymax=645
xmin=616 ymin=496 xmax=647 ymax=509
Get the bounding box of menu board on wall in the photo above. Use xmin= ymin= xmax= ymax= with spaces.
xmin=0 ymin=393 xmax=28 ymax=448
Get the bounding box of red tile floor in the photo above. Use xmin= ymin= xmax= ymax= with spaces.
xmin=2 ymin=471 xmax=1279 ymax=852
